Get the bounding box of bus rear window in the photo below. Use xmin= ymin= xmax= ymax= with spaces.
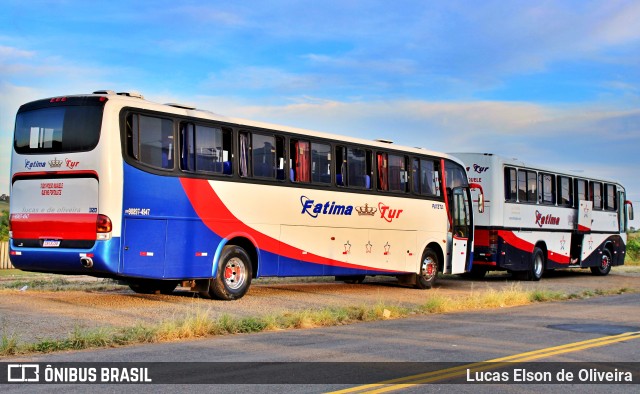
xmin=14 ymin=106 xmax=103 ymax=154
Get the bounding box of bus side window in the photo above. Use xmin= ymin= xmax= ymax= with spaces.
xmin=527 ymin=171 xmax=537 ymax=203
xmin=605 ymin=184 xmax=616 ymax=211
xmin=557 ymin=176 xmax=573 ymax=207
xmin=335 ymin=146 xmax=347 ymax=187
xmin=377 ymin=152 xmax=388 ymax=191
xmin=412 ymin=158 xmax=420 ymax=194
xmin=275 ymin=135 xmax=285 ymax=180
xmin=127 ymin=113 xmax=174 ymax=170
xmin=575 ymin=179 xmax=588 ymax=206
xmin=538 ymin=173 xmax=555 ymax=205
xmin=388 ymin=154 xmax=407 ymax=192
xmin=180 ymin=122 xmax=195 ymax=171
xmin=239 ymin=132 xmax=250 ymax=177
xmin=347 ymin=147 xmax=371 ymax=189
xmin=419 ymin=159 xmax=437 ymax=196
xmin=311 ymin=142 xmax=331 ymax=184
xmin=590 ymin=181 xmax=603 ymax=210
xmin=290 ymin=139 xmax=311 ymax=183
xmin=251 ymin=133 xmax=278 ymax=179
xmin=504 ymin=167 xmax=517 ymax=202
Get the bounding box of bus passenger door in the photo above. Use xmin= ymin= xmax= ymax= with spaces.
xmin=446 ymin=187 xmax=473 ymax=274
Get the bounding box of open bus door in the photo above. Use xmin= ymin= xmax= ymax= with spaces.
xmin=446 ymin=186 xmax=474 ymax=274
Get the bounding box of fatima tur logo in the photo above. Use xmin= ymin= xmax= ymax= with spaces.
xmin=48 ymin=157 xmax=63 ymax=168
xmin=355 ymin=203 xmax=377 ymax=216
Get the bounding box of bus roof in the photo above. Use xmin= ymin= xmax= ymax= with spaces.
xmin=449 ymin=152 xmax=625 ymax=188
xmin=23 ymin=91 xmax=466 ymax=167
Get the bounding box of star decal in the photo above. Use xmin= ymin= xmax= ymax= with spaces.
xmin=384 ymin=242 xmax=391 ymax=255
xmin=343 ymin=241 xmax=352 ymax=255
xmin=365 ymin=241 xmax=373 ymax=253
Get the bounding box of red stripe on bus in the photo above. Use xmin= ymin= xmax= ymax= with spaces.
xmin=10 ymin=213 xmax=97 ymax=240
xmin=499 ymin=230 xmax=534 ymax=253
xmin=500 ymin=230 xmax=571 ymax=264
xmin=12 ymin=170 xmax=99 ymax=182
xmin=179 ymin=178 xmax=399 ymax=272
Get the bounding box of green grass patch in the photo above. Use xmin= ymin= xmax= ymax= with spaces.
xmin=1 ymin=286 xmax=636 ymax=357
xmin=626 ymin=232 xmax=640 ymax=266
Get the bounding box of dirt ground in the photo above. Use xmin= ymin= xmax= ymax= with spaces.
xmin=0 ymin=268 xmax=638 ymax=347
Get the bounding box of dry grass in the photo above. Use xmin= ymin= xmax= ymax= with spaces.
xmin=2 ymin=284 xmax=634 ymax=357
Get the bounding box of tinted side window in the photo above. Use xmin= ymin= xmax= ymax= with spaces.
xmin=505 ymin=167 xmax=517 ymax=202
xmin=388 ymin=154 xmax=408 ymax=192
xmin=557 ymin=176 xmax=573 ymax=207
xmin=180 ymin=122 xmax=232 ymax=174
xmin=127 ymin=114 xmax=174 ymax=169
xmin=291 ymin=139 xmax=311 ymax=183
xmin=591 ymin=181 xmax=603 ymax=210
xmin=347 ymin=147 xmax=372 ymax=189
xmin=538 ymin=173 xmax=555 ymax=205
xmin=575 ymin=179 xmax=588 ymax=206
xmin=605 ymin=184 xmax=617 ymax=211
xmin=311 ymin=142 xmax=331 ymax=184
xmin=411 ymin=159 xmax=440 ymax=196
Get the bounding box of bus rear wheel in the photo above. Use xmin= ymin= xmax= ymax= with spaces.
xmin=590 ymin=249 xmax=612 ymax=276
xmin=525 ymin=247 xmax=544 ymax=281
xmin=206 ymin=245 xmax=252 ymax=300
xmin=415 ymin=248 xmax=438 ymax=289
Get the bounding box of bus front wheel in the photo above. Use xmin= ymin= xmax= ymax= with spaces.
xmin=206 ymin=245 xmax=253 ymax=301
xmin=415 ymin=248 xmax=438 ymax=289
xmin=590 ymin=249 xmax=612 ymax=276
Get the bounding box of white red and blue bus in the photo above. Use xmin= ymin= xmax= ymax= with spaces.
xmin=9 ymin=90 xmax=481 ymax=300
xmin=451 ymin=153 xmax=634 ymax=280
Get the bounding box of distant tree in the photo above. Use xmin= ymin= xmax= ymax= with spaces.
xmin=0 ymin=209 xmax=8 ymax=241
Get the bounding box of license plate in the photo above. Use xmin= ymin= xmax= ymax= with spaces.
xmin=43 ymin=240 xmax=61 ymax=247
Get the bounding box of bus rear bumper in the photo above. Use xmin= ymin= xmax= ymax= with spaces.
xmin=9 ymin=237 xmax=122 ymax=277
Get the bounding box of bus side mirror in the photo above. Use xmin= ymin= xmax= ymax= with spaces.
xmin=626 ymin=200 xmax=634 ymax=221
xmin=469 ymin=182 xmax=484 ymax=213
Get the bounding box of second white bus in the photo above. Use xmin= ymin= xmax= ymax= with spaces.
xmin=451 ymin=153 xmax=634 ymax=280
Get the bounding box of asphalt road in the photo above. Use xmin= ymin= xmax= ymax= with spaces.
xmin=2 ymin=292 xmax=639 ymax=393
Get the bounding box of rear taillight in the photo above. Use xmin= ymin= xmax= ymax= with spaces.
xmin=96 ymin=214 xmax=112 ymax=234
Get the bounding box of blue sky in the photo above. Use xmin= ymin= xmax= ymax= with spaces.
xmin=1 ymin=0 xmax=639 ymax=225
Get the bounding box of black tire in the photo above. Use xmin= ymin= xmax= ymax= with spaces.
xmin=415 ymin=248 xmax=438 ymax=289
xmin=342 ymin=275 xmax=366 ymax=284
xmin=590 ymin=249 xmax=612 ymax=276
xmin=525 ymin=247 xmax=544 ymax=281
xmin=207 ymin=245 xmax=252 ymax=300
xmin=128 ymin=279 xmax=178 ymax=295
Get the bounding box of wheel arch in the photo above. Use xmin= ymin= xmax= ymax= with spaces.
xmin=426 ymin=241 xmax=445 ymax=273
xmin=214 ymin=236 xmax=259 ymax=279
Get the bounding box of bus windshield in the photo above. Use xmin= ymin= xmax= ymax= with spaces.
xmin=14 ymin=105 xmax=103 ymax=154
